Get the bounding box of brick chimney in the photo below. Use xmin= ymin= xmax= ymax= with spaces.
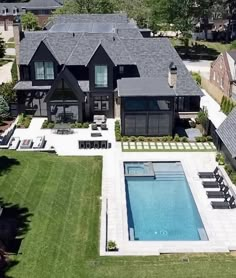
xmin=168 ymin=62 xmax=177 ymax=88
xmin=13 ymin=16 xmax=24 ymax=80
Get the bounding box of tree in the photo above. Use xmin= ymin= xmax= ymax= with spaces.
xmin=21 ymin=12 xmax=39 ymax=31
xmin=0 ymin=82 xmax=16 ymax=104
xmin=54 ymin=0 xmax=115 ymax=14
xmin=197 ymin=107 xmax=208 ymax=135
xmin=0 ymin=35 xmax=5 ymax=59
xmin=224 ymin=0 xmax=236 ymax=41
xmin=0 ymin=96 xmax=9 ymax=121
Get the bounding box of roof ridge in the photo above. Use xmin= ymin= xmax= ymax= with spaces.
xmin=65 ymin=33 xmax=85 ymax=65
xmin=43 ymin=37 xmax=60 ymax=63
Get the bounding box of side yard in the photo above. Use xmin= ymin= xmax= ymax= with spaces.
xmin=0 ymin=152 xmax=236 ymax=277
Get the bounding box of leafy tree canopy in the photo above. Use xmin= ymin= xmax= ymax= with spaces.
xmin=0 ymin=96 xmax=9 ymax=121
xmin=21 ymin=12 xmax=39 ymax=31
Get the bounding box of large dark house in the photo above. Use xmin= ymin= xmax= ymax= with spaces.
xmin=14 ymin=14 xmax=203 ymax=136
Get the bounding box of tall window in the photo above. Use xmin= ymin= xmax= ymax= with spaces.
xmin=34 ymin=62 xmax=54 ymax=80
xmin=95 ymin=65 xmax=108 ymax=88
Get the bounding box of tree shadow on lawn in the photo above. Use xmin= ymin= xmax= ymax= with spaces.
xmin=0 ymin=198 xmax=32 ymax=277
xmin=0 ymin=156 xmax=20 ymax=176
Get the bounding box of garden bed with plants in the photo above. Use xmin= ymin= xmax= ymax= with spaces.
xmin=70 ymin=122 xmax=89 ymax=128
xmin=216 ymin=153 xmax=236 ymax=185
xmin=115 ymin=120 xmax=213 ymax=143
xmin=0 ymin=118 xmax=15 ymax=133
xmin=16 ymin=114 xmax=32 ymax=128
xmin=41 ymin=120 xmax=55 ymax=129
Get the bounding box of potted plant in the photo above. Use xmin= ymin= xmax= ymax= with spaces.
xmin=107 ymin=240 xmax=117 ymax=251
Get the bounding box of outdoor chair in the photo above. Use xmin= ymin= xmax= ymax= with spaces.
xmin=211 ymin=196 xmax=235 ymax=209
xmin=91 ymin=123 xmax=98 ymax=130
xmin=202 ymin=176 xmax=223 ymax=188
xmin=101 ymin=140 xmax=107 ymax=149
xmin=94 ymin=141 xmax=100 ymax=149
xmin=79 ymin=141 xmax=85 ymax=149
xmin=198 ymin=167 xmax=220 ymax=179
xmin=93 ymin=115 xmax=106 ymax=126
xmin=101 ymin=123 xmax=108 ymax=130
xmin=85 ymin=141 xmax=91 ymax=149
xmin=206 ymin=186 xmax=230 ymax=199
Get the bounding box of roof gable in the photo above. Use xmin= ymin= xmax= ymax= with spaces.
xmin=86 ymin=44 xmax=115 ymax=66
xmin=45 ymin=68 xmax=85 ymax=103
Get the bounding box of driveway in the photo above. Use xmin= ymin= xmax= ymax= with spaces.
xmin=183 ymin=60 xmax=212 ymax=79
xmin=0 ymin=62 xmax=13 ymax=84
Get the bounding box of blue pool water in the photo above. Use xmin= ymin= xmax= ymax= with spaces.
xmin=125 ymin=162 xmax=208 ymax=241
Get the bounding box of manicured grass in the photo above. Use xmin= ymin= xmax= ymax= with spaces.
xmin=1 ymin=151 xmax=236 ymax=277
xmin=170 ymin=38 xmax=231 ymax=59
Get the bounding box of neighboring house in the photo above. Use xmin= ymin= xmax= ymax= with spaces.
xmin=0 ymin=0 xmax=63 ymax=34
xmin=13 ymin=14 xmax=203 ymax=136
xmin=216 ymin=107 xmax=236 ymax=169
xmin=210 ymin=51 xmax=236 ymax=99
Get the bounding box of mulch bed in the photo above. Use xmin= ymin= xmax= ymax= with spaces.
xmin=0 ymin=119 xmax=15 ymax=134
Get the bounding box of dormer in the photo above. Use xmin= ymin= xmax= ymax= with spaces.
xmin=2 ymin=7 xmax=8 ymax=16
xmin=13 ymin=7 xmax=19 ymax=16
xmin=29 ymin=41 xmax=59 ymax=86
xmin=87 ymin=44 xmax=115 ymax=92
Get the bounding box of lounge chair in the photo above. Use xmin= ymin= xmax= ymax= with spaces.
xmin=211 ymin=196 xmax=235 ymax=209
xmin=202 ymin=176 xmax=223 ymax=188
xmin=206 ymin=187 xmax=230 ymax=199
xmin=198 ymin=167 xmax=219 ymax=179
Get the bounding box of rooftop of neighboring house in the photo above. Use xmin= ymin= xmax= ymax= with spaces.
xmin=0 ymin=0 xmax=62 ymax=14
xmin=216 ymin=107 xmax=236 ymax=158
xmin=18 ymin=13 xmax=203 ymax=97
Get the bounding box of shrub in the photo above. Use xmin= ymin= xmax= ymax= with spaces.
xmin=174 ymin=134 xmax=180 ymax=142
xmin=0 ymin=81 xmax=16 ymax=103
xmin=153 ymin=137 xmax=160 ymax=142
xmin=206 ymin=135 xmax=213 ymax=142
xmin=220 ymin=96 xmax=226 ymax=111
xmin=116 ymin=135 xmax=121 ymax=141
xmin=181 ymin=136 xmax=188 ymax=142
xmin=70 ymin=123 xmax=76 ymax=128
xmin=146 ymin=137 xmax=153 ymax=142
xmin=167 ymin=135 xmax=173 ymax=142
xmin=82 ymin=122 xmax=89 ymax=128
xmin=195 ymin=136 xmax=201 ymax=142
xmin=42 ymin=120 xmax=49 ymax=129
xmin=48 ymin=122 xmax=55 ymax=129
xmin=216 ymin=153 xmax=221 ymax=162
xmin=0 ymin=96 xmax=9 ymax=120
xmin=219 ymin=155 xmax=225 ymax=165
xmin=129 ymin=136 xmax=137 ymax=142
xmin=23 ymin=116 xmax=31 ymax=128
xmin=224 ymin=163 xmax=233 ymax=175
xmin=191 ymin=72 xmax=201 ymax=85
xmin=200 ymin=136 xmax=207 ymax=142
xmin=76 ymin=122 xmax=83 ymax=128
xmin=11 ymin=59 xmax=18 ymax=83
xmin=107 ymin=240 xmax=117 ymax=251
xmin=161 ymin=136 xmax=168 ymax=142
xmin=122 ymin=136 xmax=129 ymax=142
xmin=138 ymin=136 xmax=145 ymax=141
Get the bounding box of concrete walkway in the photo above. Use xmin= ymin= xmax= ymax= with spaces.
xmin=201 ymin=89 xmax=226 ymax=128
xmin=0 ymin=61 xmax=13 ymax=84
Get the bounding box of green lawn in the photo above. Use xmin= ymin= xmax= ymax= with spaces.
xmin=1 ymin=151 xmax=236 ymax=278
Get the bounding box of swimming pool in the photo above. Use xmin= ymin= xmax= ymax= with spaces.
xmin=124 ymin=161 xmax=208 ymax=241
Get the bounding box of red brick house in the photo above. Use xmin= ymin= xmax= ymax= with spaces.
xmin=210 ymin=51 xmax=236 ymax=99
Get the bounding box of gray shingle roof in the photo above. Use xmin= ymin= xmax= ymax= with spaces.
xmin=216 ymin=107 xmax=236 ymax=158
xmin=0 ymin=0 xmax=62 ymax=14
xmin=13 ymin=81 xmax=51 ymax=91
xmin=117 ymin=77 xmax=176 ymax=96
xmin=228 ymin=51 xmax=236 ymax=61
xmin=122 ymin=38 xmax=203 ymax=96
xmin=19 ymin=14 xmax=203 ymax=97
